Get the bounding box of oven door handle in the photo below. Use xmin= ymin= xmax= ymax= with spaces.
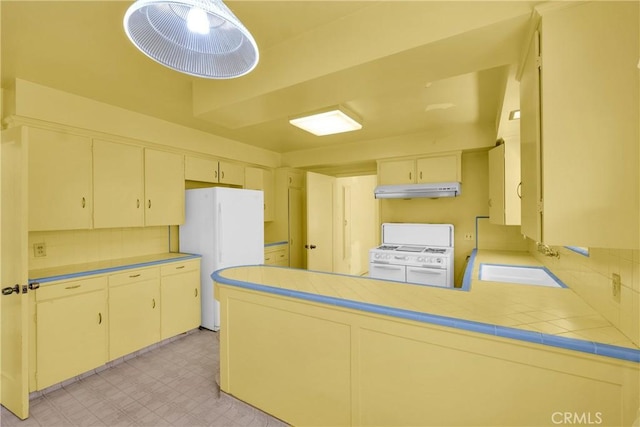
xmin=372 ymin=264 xmax=404 ymax=270
xmin=408 ymin=268 xmax=442 ymax=274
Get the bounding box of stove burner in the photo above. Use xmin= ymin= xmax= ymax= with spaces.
xmin=377 ymin=245 xmax=399 ymax=251
xmin=396 ymin=245 xmax=426 ymax=253
xmin=424 ymin=248 xmax=447 ymax=254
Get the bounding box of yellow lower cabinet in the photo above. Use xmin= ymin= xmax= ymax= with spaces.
xmin=36 ymin=276 xmax=108 ymax=390
xmin=108 ymin=268 xmax=160 ymax=360
xmin=160 ymin=260 xmax=201 ymax=339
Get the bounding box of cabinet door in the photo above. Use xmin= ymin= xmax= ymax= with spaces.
xmin=218 ymin=161 xmax=244 ymax=186
xmin=28 ymin=127 xmax=92 ymax=231
xmin=262 ymin=169 xmax=275 ymax=222
xmin=377 ymin=159 xmax=415 ymax=185
xmin=245 ymin=167 xmax=275 ymax=222
xmin=93 ymin=139 xmax=144 ymax=228
xmin=288 ymin=187 xmax=304 ymax=268
xmin=416 ymin=153 xmax=460 ymax=183
xmin=160 ymin=261 xmax=201 ymax=339
xmin=539 ymin=2 xmax=639 ymax=248
xmin=185 ymin=156 xmax=218 ymax=183
xmin=488 ymin=145 xmax=506 ymax=225
xmin=144 ymin=149 xmax=185 ymax=226
xmin=519 ymin=30 xmax=542 ymax=242
xmin=109 ymin=277 xmax=160 ymax=360
xmin=36 ymin=285 xmax=107 ymax=390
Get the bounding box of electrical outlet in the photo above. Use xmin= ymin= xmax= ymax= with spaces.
xmin=464 ymin=233 xmax=473 ymax=241
xmin=612 ymin=273 xmax=621 ymax=300
xmin=33 ymin=242 xmax=46 ymax=258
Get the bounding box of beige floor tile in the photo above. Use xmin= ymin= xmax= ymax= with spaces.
xmin=3 ymin=330 xmax=287 ymax=427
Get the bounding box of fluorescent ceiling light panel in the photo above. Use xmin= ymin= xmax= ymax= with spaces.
xmin=289 ymin=108 xmax=362 ymax=136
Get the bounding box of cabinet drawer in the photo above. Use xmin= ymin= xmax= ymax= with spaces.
xmin=109 ymin=267 xmax=159 ymax=287
xmin=36 ymin=276 xmax=107 ymax=302
xmin=161 ymin=259 xmax=200 ymax=276
xmin=265 ymin=247 xmax=288 ymax=265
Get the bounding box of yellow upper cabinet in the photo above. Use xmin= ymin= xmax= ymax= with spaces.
xmin=520 ymin=2 xmax=639 ymax=248
xmin=144 ymin=148 xmax=185 ymax=226
xmin=28 ymin=127 xmax=93 ymax=231
xmin=185 ymin=155 xmax=244 ymax=186
xmin=378 ymin=159 xmax=415 ymax=185
xmin=245 ymin=166 xmax=275 ymax=221
xmin=378 ymin=152 xmax=461 ymax=185
xmin=416 ymin=153 xmax=461 ymax=183
xmin=93 ymin=139 xmax=144 ymax=228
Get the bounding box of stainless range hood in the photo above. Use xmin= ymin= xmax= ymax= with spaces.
xmin=374 ymin=182 xmax=461 ymax=199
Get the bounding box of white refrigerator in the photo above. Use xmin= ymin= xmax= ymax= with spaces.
xmin=179 ymin=187 xmax=264 ymax=331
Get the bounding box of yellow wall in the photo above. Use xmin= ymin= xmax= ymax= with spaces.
xmin=380 ymin=150 xmax=527 ymax=285
xmin=28 ymin=228 xmax=169 ymax=271
xmin=530 ymin=243 xmax=640 ymax=347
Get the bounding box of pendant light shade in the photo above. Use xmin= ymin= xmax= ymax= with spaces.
xmin=123 ymin=0 xmax=259 ymax=79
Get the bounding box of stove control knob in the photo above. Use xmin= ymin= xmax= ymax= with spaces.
xmin=374 ymin=253 xmax=380 ymax=259
xmin=385 ymin=254 xmax=391 ymax=260
xmin=417 ymin=257 xmax=424 ymax=262
xmin=435 ymin=258 xmax=442 ymax=264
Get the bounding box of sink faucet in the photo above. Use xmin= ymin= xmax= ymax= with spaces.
xmin=537 ymin=242 xmax=560 ymax=259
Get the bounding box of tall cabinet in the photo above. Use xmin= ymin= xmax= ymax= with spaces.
xmin=519 ymin=2 xmax=639 ymax=249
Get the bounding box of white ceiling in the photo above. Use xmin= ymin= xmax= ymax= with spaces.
xmin=1 ymin=1 xmax=537 ymax=159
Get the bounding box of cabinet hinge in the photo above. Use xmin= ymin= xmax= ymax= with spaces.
xmin=537 ymin=199 xmax=544 ymax=214
xmin=535 ymin=55 xmax=542 ymax=70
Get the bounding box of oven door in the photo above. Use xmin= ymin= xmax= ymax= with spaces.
xmin=406 ymin=266 xmax=448 ymax=287
xmin=369 ymin=263 xmax=406 ymax=282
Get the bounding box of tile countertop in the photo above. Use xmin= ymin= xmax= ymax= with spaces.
xmin=213 ymin=250 xmax=640 ymax=362
xmin=29 ymin=252 xmax=200 ymax=284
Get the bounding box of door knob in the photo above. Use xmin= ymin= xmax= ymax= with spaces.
xmin=310 ymin=245 xmax=317 ymax=249
xmin=2 ymin=284 xmax=20 ymax=296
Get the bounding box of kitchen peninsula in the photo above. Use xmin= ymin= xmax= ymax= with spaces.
xmin=213 ymin=255 xmax=640 ymax=427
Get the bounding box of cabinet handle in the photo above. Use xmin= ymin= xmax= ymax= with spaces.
xmin=152 ymin=298 xmax=156 ymax=309
xmin=129 ymin=274 xmax=141 ymax=278
xmin=289 ymin=177 xmax=292 ymax=184
xmin=148 ymin=199 xmax=151 ymax=209
xmin=409 ymin=172 xmax=412 ymax=180
xmin=488 ymin=198 xmax=493 ymax=207
xmin=419 ymin=171 xmax=422 ymax=180
xmin=517 ymin=182 xmax=522 ymax=199
xmin=137 ymin=199 xmax=140 ymax=209
xmin=98 ymin=312 xmax=102 ymax=325
xmin=82 ymin=197 xmax=86 ymax=208
xmin=65 ymin=284 xmax=81 ymax=290
xmin=221 ymin=171 xmax=225 ymax=179
xmin=194 ymin=288 xmax=198 ymax=297
xmin=176 ymin=265 xmax=185 ymax=270
xmin=214 ymin=170 xmax=218 ymax=179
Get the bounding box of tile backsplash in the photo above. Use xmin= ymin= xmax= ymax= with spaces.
xmin=29 ymin=227 xmax=170 ymax=270
xmin=529 ymin=241 xmax=640 ymax=346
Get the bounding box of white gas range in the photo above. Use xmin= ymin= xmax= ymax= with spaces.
xmin=369 ymin=223 xmax=454 ymax=288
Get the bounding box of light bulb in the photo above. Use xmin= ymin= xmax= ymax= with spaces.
xmin=187 ymin=7 xmax=210 ymax=35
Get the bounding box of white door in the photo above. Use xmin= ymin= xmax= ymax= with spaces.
xmin=1 ymin=127 xmax=29 ymax=419
xmin=306 ymin=172 xmax=334 ymax=272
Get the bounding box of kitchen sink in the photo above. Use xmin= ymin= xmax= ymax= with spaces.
xmin=479 ymin=264 xmax=565 ymax=288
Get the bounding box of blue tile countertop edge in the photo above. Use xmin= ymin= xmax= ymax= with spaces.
xmin=212 ymin=266 xmax=640 ymax=363
xmin=264 ymin=241 xmax=288 ymax=247
xmin=30 ymin=253 xmax=201 ymax=284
